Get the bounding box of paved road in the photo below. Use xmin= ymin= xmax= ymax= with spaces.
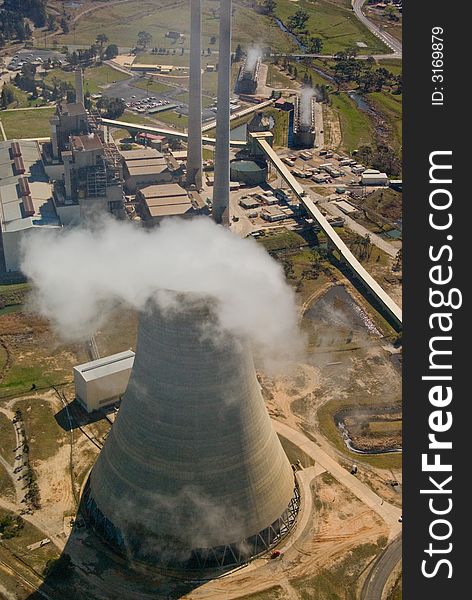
xmin=361 ymin=533 xmax=402 ymax=600
xmin=353 ymin=0 xmax=402 ymax=56
xmin=273 ymin=420 xmax=402 ymax=533
xmin=320 ymin=200 xmax=399 ymax=258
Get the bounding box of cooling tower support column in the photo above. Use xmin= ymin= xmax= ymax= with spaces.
xmin=186 ymin=0 xmax=203 ymax=190
xmin=212 ymin=0 xmax=232 ymax=225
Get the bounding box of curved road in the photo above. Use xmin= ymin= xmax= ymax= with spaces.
xmin=353 ymin=0 xmax=402 ymax=56
xmin=361 ymin=533 xmax=402 ymax=599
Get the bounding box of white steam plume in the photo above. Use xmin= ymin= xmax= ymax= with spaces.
xmin=20 ymin=217 xmax=303 ymax=364
xmin=299 ymin=86 xmax=314 ymax=128
xmin=244 ymin=45 xmax=262 ymax=74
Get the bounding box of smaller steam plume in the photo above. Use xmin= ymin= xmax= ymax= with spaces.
xmin=20 ymin=217 xmax=303 ymax=367
xmin=244 ymin=45 xmax=262 ymax=74
xmin=299 ymin=86 xmax=315 ymax=128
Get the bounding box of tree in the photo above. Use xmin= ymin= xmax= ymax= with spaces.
xmin=234 ymin=43 xmax=243 ymax=62
xmin=104 ymin=44 xmax=119 ymax=60
xmin=307 ymin=37 xmax=323 ymax=54
xmin=60 ymin=17 xmax=69 ymax=34
xmin=137 ymin=30 xmax=152 ymax=50
xmin=47 ymin=13 xmax=56 ymax=31
xmin=1 ymin=84 xmax=16 ymax=108
xmin=287 ymin=9 xmax=309 ymax=31
xmin=261 ymin=0 xmax=277 ymax=15
xmin=96 ymin=33 xmax=109 ymax=59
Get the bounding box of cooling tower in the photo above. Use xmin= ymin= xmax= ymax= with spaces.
xmin=82 ymin=295 xmax=299 ymax=571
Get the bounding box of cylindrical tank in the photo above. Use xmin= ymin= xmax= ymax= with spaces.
xmin=230 ymin=159 xmax=268 ymax=186
xmin=82 ymin=295 xmax=298 ymax=570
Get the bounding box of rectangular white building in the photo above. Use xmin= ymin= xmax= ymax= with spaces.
xmin=74 ymin=350 xmax=135 ymax=413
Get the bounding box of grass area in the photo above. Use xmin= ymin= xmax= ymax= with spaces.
xmin=0 ymin=463 xmax=15 ymax=500
xmin=258 ymin=228 xmax=308 ymax=252
xmin=43 ymin=64 xmax=128 ymax=95
xmin=58 ymin=0 xmax=295 ymax=53
xmin=117 ymin=110 xmax=160 ymax=126
xmin=293 ymin=540 xmax=386 ymax=599
xmin=153 ymin=109 xmax=188 ymax=129
xmin=15 ymin=397 xmax=66 ymax=463
xmin=364 ymin=5 xmax=402 ymax=43
xmin=317 ymin=398 xmax=401 ymax=469
xmin=367 ymin=91 xmax=402 ymax=148
xmin=131 ymin=77 xmax=176 ymax=95
xmin=377 ymin=58 xmax=403 ymax=76
xmin=1 ymin=86 xmax=48 ymax=110
xmin=369 ymin=420 xmax=402 ymax=434
xmin=264 ymin=108 xmax=290 ymax=147
xmin=274 ymin=0 xmax=389 ymax=55
xmin=0 ymin=365 xmax=68 ymax=398
xmin=387 ymin=575 xmax=402 ymax=600
xmin=362 ymin=187 xmax=402 ymax=222
xmin=0 ymin=413 xmax=16 ymax=467
xmin=330 ymin=92 xmax=374 ymax=152
xmin=0 ymin=507 xmax=59 ymax=573
xmin=239 ymin=587 xmax=286 ymax=600
xmin=0 ymin=107 xmax=54 ymax=139
xmin=0 ymin=283 xmax=30 ymax=307
xmin=267 ymin=63 xmax=296 ymax=89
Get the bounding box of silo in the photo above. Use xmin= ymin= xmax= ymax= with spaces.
xmin=82 ymin=295 xmax=299 ymax=570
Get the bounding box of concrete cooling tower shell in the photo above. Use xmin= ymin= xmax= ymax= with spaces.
xmin=82 ymin=296 xmax=299 ymax=570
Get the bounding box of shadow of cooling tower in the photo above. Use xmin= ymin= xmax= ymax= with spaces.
xmin=25 ymin=502 xmax=209 ymax=600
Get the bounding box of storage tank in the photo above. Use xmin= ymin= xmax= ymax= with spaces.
xmin=230 ymin=159 xmax=268 ymax=186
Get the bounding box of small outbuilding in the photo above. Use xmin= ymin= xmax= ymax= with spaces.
xmin=74 ymin=351 xmax=135 ymax=413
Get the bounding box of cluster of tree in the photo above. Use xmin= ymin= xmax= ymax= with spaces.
xmin=4 ymin=0 xmax=47 ymax=28
xmin=96 ymin=96 xmax=126 ymax=119
xmin=356 ymin=144 xmax=401 ymax=176
xmin=255 ymin=0 xmax=277 ymax=15
xmin=0 ymin=514 xmax=24 ymax=540
xmin=349 ymin=233 xmax=373 ymax=261
xmin=287 ymin=8 xmax=309 ymax=31
xmin=333 ymin=49 xmax=401 ymax=94
xmin=43 ymin=554 xmax=73 ymax=578
xmin=151 ymin=46 xmax=185 ymax=56
xmin=0 ymin=83 xmax=17 ymax=108
xmin=0 ymin=10 xmax=33 ymax=44
xmin=65 ymin=37 xmax=118 ymax=67
xmin=14 ymin=63 xmax=38 ymax=95
xmin=136 ymin=30 xmax=152 ymax=50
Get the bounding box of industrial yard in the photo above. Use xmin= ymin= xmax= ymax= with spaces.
xmin=0 ymin=0 xmax=402 ymax=599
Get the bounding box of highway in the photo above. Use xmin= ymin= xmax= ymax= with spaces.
xmin=101 ymin=118 xmax=247 ymax=147
xmin=361 ymin=534 xmax=402 ymax=600
xmin=352 ymin=0 xmax=402 ymax=57
xmin=251 ymin=133 xmax=402 ymax=327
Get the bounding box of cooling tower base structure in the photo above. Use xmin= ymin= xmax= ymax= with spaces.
xmin=82 ymin=480 xmax=299 ymax=571
xmin=81 ymin=295 xmax=299 ymax=572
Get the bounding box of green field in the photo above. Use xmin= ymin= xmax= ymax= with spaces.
xmin=368 ymin=91 xmax=402 ymax=148
xmin=0 ymin=413 xmax=16 ymax=467
xmin=274 ymin=0 xmax=389 ymax=55
xmin=43 ymin=64 xmax=128 ymax=95
xmin=330 ymin=92 xmax=374 ymax=152
xmin=57 ymin=0 xmax=295 ymax=53
xmin=131 ymin=77 xmax=176 ymax=96
xmin=377 ymin=58 xmax=403 ymax=76
xmin=15 ymin=397 xmax=67 ymax=463
xmin=0 ymin=108 xmax=54 ymax=139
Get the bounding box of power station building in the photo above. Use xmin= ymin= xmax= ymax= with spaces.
xmin=292 ymin=92 xmax=316 ymax=149
xmin=235 ymin=55 xmax=261 ymax=95
xmin=81 ymin=297 xmax=299 ymax=570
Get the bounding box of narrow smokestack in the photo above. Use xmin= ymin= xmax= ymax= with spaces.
xmin=75 ymin=68 xmax=84 ymax=105
xmin=212 ymin=0 xmax=232 ymax=225
xmin=186 ymin=0 xmax=203 ymax=190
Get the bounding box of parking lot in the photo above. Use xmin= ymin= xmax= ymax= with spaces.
xmin=103 ymin=77 xmax=215 ymax=121
xmin=7 ymin=49 xmax=66 ymax=71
